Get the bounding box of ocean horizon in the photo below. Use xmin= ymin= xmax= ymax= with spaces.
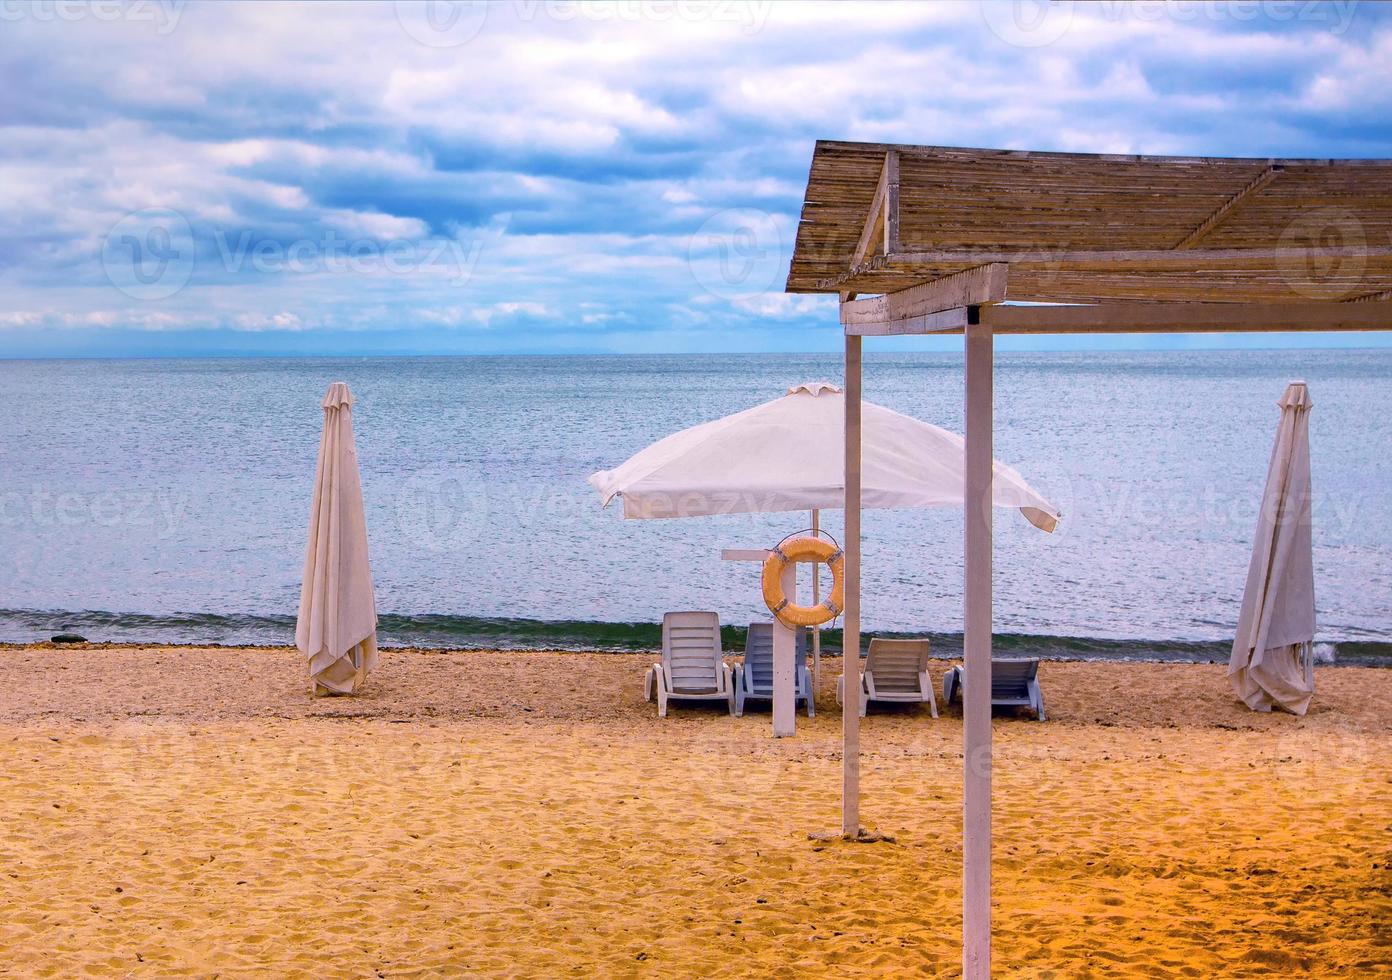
xmin=3 ymin=349 xmax=1390 ymax=664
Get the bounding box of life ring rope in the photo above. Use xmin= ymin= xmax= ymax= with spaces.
xmin=761 ymin=535 xmax=846 ymax=628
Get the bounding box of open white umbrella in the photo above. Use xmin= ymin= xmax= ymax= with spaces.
xmin=590 ymin=382 xmax=1058 ymax=529
xmin=296 ymin=381 xmax=378 ymax=695
xmin=1229 ymin=381 xmax=1316 ymax=715
xmin=590 ymin=382 xmax=1059 ymax=737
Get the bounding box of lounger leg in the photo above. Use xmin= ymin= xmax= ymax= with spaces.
xmin=735 ymin=670 xmax=745 ymax=718
xmin=1030 ymin=679 xmax=1045 ymax=721
xmin=922 ymin=670 xmax=939 ymax=719
xmin=644 ymin=667 xmax=654 ymax=702
xmin=657 ymin=685 xmax=668 ymax=718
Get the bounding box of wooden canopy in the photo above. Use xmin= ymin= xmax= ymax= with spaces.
xmin=786 ymin=140 xmax=1392 ymax=333
xmin=792 ymin=140 xmax=1392 ymax=979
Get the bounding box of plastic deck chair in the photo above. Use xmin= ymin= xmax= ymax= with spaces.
xmin=943 ymin=657 xmax=1045 ymax=720
xmin=734 ymin=622 xmax=814 ymax=717
xmin=837 ymin=638 xmax=938 ymax=718
xmin=644 ymin=611 xmax=733 ymax=717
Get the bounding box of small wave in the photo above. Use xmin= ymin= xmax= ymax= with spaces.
xmin=1 ymin=608 xmax=1389 ymax=666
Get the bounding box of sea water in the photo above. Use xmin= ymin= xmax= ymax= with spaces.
xmin=1 ymin=351 xmax=1389 ymax=663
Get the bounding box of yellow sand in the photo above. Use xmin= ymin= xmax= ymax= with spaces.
xmin=0 ymin=646 xmax=1388 ymax=977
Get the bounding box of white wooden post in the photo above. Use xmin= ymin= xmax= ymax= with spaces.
xmin=811 ymin=508 xmax=822 ymax=689
xmin=772 ymin=561 xmax=797 ymax=737
xmin=963 ymin=317 xmax=993 ymax=979
xmin=842 ymin=334 xmax=863 ymax=837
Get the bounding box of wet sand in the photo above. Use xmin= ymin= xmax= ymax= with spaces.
xmin=1 ymin=645 xmax=1388 ymax=976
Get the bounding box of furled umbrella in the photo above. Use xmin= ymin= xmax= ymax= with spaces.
xmin=1229 ymin=381 xmax=1316 ymax=715
xmin=296 ymin=382 xmax=379 ymax=695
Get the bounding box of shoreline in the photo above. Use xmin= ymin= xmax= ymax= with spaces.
xmin=5 ymin=633 xmax=1391 ymax=668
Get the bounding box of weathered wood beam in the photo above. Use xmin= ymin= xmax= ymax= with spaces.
xmin=815 ymin=244 xmax=1392 ymax=289
xmin=843 ymin=305 xmax=971 ymax=336
xmin=888 ymin=245 xmax=1389 ymax=267
xmin=1174 ymin=165 xmax=1283 ymax=250
xmin=816 ymin=139 xmax=1372 ymax=168
xmin=842 ymin=151 xmax=900 ymax=302
xmin=840 ymin=264 xmax=1007 ymax=327
xmin=882 ymin=149 xmax=900 ymax=255
xmin=850 ymin=151 xmax=898 ymax=269
xmin=979 ymin=301 xmax=1392 ymax=333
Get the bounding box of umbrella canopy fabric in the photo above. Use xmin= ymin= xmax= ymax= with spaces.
xmin=589 ymin=382 xmax=1058 ymax=531
xmin=296 ymin=382 xmax=379 ymax=694
xmin=1229 ymin=381 xmax=1316 ymax=715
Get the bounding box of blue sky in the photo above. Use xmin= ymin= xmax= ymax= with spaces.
xmin=1 ymin=0 xmax=1390 ymax=357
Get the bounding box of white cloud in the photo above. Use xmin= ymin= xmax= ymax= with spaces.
xmin=323 ymin=209 xmax=430 ymax=241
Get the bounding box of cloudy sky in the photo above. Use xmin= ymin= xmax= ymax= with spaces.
xmin=2 ymin=0 xmax=1390 ymax=356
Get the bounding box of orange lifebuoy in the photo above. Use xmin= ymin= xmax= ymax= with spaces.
xmin=761 ymin=536 xmax=845 ymax=628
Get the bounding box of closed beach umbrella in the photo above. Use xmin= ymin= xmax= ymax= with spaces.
xmin=1229 ymin=381 xmax=1316 ymax=715
xmin=296 ymin=382 xmax=378 ymax=695
xmin=590 ymin=381 xmax=1058 ymax=529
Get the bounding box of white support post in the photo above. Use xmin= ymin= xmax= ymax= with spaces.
xmin=811 ymin=508 xmax=822 ymax=689
xmin=842 ymin=334 xmax=863 ymax=837
xmin=772 ymin=560 xmax=797 ymax=737
xmin=963 ymin=316 xmax=994 ymax=979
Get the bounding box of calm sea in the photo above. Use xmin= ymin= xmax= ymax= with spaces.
xmin=2 ymin=352 xmax=1389 ymax=664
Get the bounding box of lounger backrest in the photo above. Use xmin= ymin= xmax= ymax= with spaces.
xmin=662 ymin=611 xmax=723 ymax=691
xmin=866 ymin=638 xmax=929 ymax=693
xmin=744 ymin=623 xmax=807 ymax=693
xmin=989 ymin=658 xmax=1039 ymax=697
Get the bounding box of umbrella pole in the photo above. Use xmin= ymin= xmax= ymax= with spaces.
xmin=811 ymin=508 xmax=821 ymax=690
xmin=842 ymin=336 xmax=862 ymax=837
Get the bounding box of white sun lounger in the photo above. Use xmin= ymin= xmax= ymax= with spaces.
xmin=943 ymin=657 xmax=1046 ymax=720
xmin=644 ymin=611 xmax=734 ymax=717
xmin=734 ymin=622 xmax=814 ymax=718
xmin=836 ymin=637 xmax=938 ymax=718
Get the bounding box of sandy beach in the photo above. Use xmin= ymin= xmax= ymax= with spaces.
xmin=0 ymin=645 xmax=1387 ymax=977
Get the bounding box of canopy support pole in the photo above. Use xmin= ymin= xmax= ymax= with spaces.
xmin=772 ymin=563 xmax=797 ymax=737
xmin=811 ymin=508 xmax=822 ymax=690
xmin=963 ymin=316 xmax=994 ymax=979
xmin=842 ymin=334 xmax=863 ymax=837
